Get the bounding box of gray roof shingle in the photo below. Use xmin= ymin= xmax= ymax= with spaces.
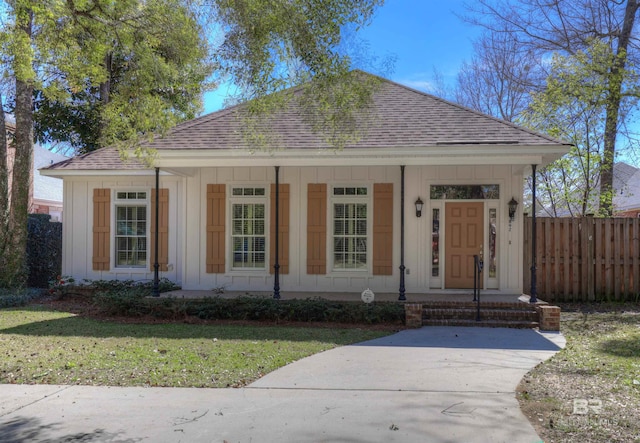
xmin=44 ymin=71 xmax=569 ymax=171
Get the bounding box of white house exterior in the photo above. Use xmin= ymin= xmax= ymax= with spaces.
xmin=41 ymin=72 xmax=570 ymax=296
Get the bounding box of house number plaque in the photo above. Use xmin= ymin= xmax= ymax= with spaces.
xmin=361 ymin=288 xmax=375 ymax=304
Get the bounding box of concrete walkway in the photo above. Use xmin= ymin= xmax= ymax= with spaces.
xmin=0 ymin=327 xmax=564 ymax=443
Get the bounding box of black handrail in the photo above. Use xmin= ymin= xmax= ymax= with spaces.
xmin=473 ymin=254 xmax=484 ymax=321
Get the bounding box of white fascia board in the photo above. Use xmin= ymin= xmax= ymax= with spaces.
xmin=154 ymin=145 xmax=566 ymax=168
xmin=39 ymin=169 xmax=168 ymax=179
xmin=39 ymin=144 xmax=570 ymax=175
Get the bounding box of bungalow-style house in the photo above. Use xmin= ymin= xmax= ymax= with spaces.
xmin=41 ymin=72 xmax=570 ymax=296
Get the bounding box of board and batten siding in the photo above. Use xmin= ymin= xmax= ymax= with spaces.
xmin=67 ymin=165 xmax=525 ymax=294
xmin=150 ymin=188 xmax=169 ymax=272
xmin=270 ymin=183 xmax=290 ymax=274
xmin=191 ymin=166 xmax=402 ymax=292
xmin=63 ymin=178 xmax=180 ymax=284
xmin=92 ymin=188 xmax=170 ymax=272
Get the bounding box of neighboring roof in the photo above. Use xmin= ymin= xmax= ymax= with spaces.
xmin=43 ymin=70 xmax=571 ymax=172
xmin=613 ymin=161 xmax=640 ymax=212
xmin=3 ymin=117 xmax=68 ymax=201
xmin=613 ymin=161 xmax=638 ymax=189
xmin=33 ymin=145 xmax=69 ymax=202
xmin=538 ymin=161 xmax=640 ymax=216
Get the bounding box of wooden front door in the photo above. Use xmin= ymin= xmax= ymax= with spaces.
xmin=445 ymin=202 xmax=484 ymax=289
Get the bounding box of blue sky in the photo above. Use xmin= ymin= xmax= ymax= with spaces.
xmin=203 ymin=1 xmax=479 ymax=113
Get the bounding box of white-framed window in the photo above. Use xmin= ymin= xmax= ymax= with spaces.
xmin=332 ymin=186 xmax=369 ymax=270
xmin=230 ymin=186 xmax=267 ymax=270
xmin=114 ymin=191 xmax=148 ymax=268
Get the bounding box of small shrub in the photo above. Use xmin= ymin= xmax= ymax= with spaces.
xmin=92 ymin=289 xmax=149 ymax=316
xmin=91 ymin=290 xmax=405 ymax=325
xmin=89 ymin=278 xmax=180 ymax=296
xmin=48 ymin=275 xmax=76 ymax=299
xmin=0 ymin=288 xmax=45 ymax=308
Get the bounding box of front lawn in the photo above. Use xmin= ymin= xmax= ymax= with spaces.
xmin=0 ymin=306 xmax=391 ymax=388
xmin=518 ymin=306 xmax=640 ymax=443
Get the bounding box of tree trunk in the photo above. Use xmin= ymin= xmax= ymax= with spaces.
xmin=99 ymin=52 xmax=112 ymax=105
xmin=600 ymin=0 xmax=639 ymax=216
xmin=0 ymin=94 xmax=9 ymax=269
xmin=3 ymin=9 xmax=34 ymax=288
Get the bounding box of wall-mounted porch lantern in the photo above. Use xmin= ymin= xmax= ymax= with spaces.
xmin=508 ymin=197 xmax=518 ymax=230
xmin=415 ymin=197 xmax=424 ymax=218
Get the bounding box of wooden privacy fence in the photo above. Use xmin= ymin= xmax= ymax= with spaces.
xmin=523 ymin=217 xmax=640 ymax=302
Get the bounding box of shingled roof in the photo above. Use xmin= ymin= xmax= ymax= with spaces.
xmin=43 ymin=71 xmax=570 ymax=171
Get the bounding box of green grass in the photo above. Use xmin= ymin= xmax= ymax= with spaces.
xmin=0 ymin=306 xmax=391 ymax=388
xmin=519 ymin=309 xmax=640 ymax=443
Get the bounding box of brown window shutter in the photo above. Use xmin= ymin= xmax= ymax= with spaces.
xmin=373 ymin=183 xmax=393 ymax=275
xmin=307 ymin=183 xmax=327 ymax=274
xmin=92 ymin=188 xmax=111 ymax=271
xmin=206 ymin=184 xmax=226 ymax=273
xmin=270 ymin=183 xmax=290 ymax=274
xmin=150 ymin=189 xmax=169 ymax=272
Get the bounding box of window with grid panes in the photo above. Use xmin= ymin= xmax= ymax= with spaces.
xmin=114 ymin=192 xmax=147 ymax=267
xmin=231 ymin=187 xmax=266 ymax=269
xmin=332 ymin=187 xmax=368 ymax=270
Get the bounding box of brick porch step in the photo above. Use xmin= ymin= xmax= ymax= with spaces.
xmin=423 ymin=308 xmax=539 ymax=322
xmin=422 ymin=318 xmax=540 ymax=329
xmin=419 ymin=301 xmax=540 ymax=329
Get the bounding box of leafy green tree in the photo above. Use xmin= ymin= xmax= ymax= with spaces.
xmin=28 ymin=0 xmax=212 ymax=154
xmin=465 ymin=0 xmax=640 ymax=215
xmin=520 ymin=42 xmax=634 ymax=216
xmin=0 ymin=0 xmax=384 ymax=287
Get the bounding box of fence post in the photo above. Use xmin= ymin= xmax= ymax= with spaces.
xmin=586 ymin=215 xmax=595 ymax=301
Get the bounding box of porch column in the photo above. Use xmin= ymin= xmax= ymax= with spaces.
xmin=273 ymin=166 xmax=281 ymax=299
xmin=530 ymin=164 xmax=538 ymax=303
xmin=152 ymin=167 xmax=160 ymax=297
xmin=399 ymin=165 xmax=406 ymax=300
